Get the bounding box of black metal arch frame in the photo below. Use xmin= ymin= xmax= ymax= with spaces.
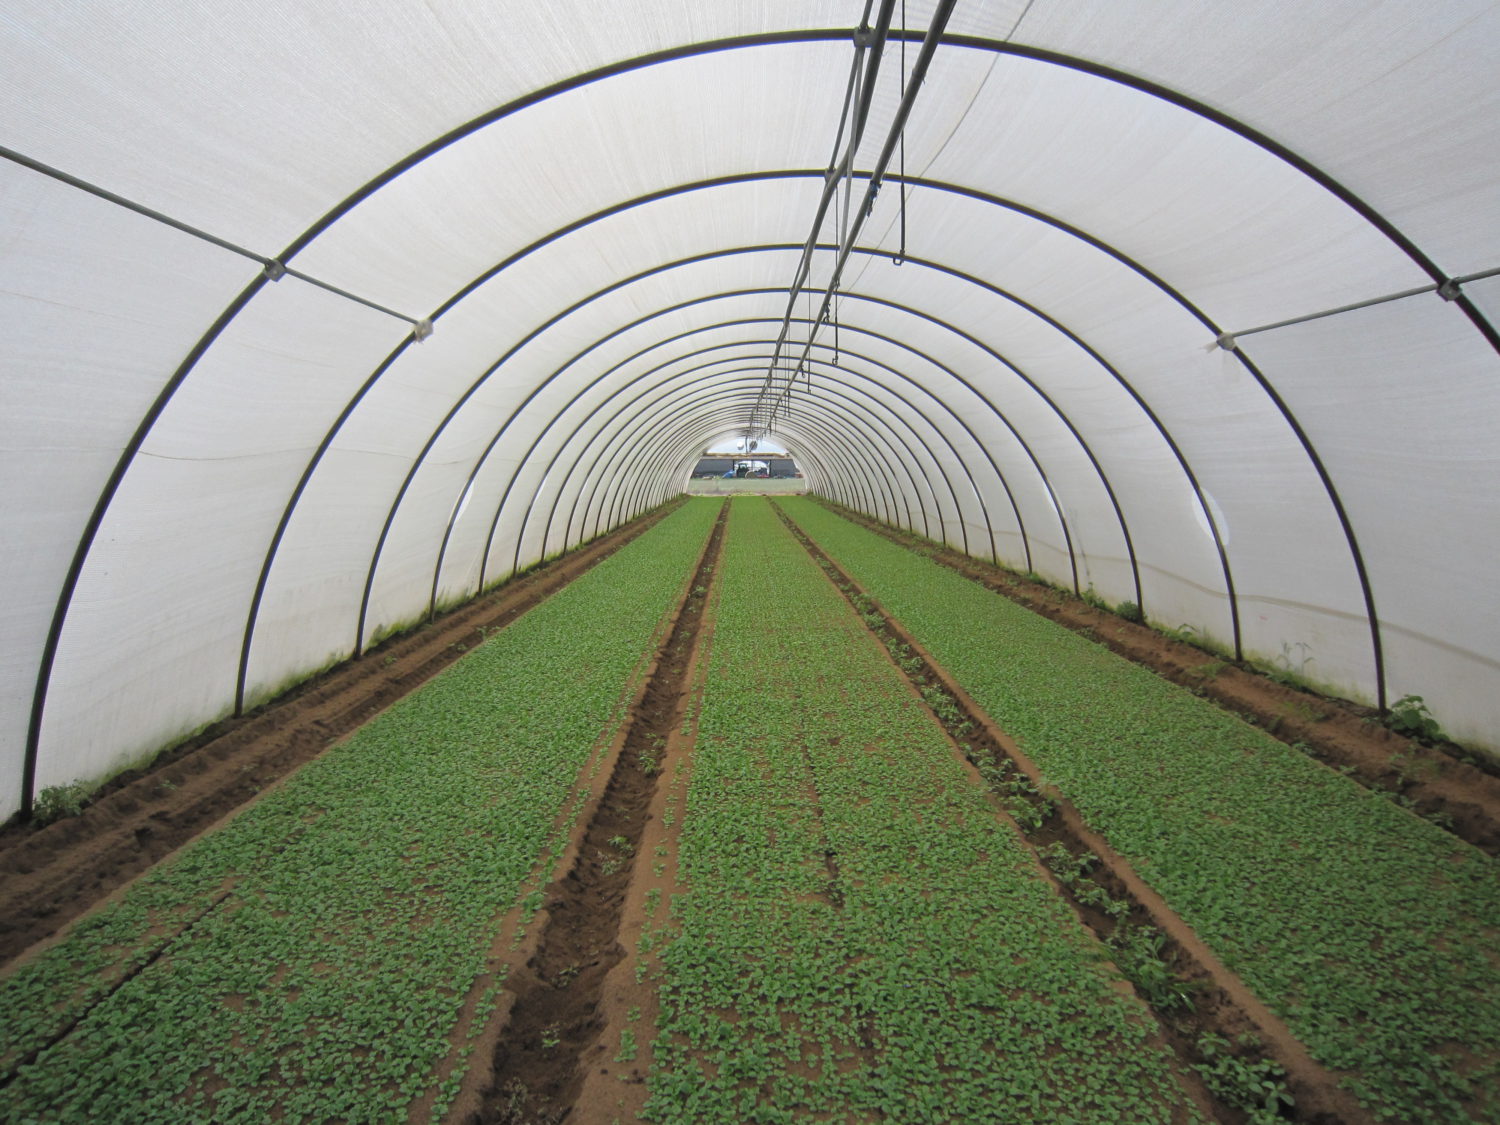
xmin=380 ymin=272 xmax=1095 ymax=670
xmin=482 ymin=351 xmax=939 ymax=596
xmin=353 ymin=263 xmax=1081 ymax=666
xmin=586 ymin=378 xmax=917 ymax=542
xmin=427 ymin=300 xmax=1056 ymax=624
xmin=531 ymin=335 xmax=1018 ymax=576
xmin=253 ymin=251 xmax=1172 ymax=730
xmin=501 ymin=345 xmax=908 ymax=588
xmin=602 ymin=397 xmax=875 ymax=531
xmin=477 ymin=367 xmax=928 ymax=615
xmin=587 ymin=397 xmax=875 ymax=534
xmin=567 ymin=317 xmax=1052 ymax=558
xmin=503 ymin=358 xmax=952 ymax=580
xmin=25 ymin=22 xmax=1473 ymax=810
xmin=351 ymin=258 xmax=1130 ymax=628
xmin=603 ymin=405 xmax=869 ymax=533
xmin=329 ymin=227 xmax=1179 ymax=704
xmin=562 ymin=369 xmax=980 ymax=569
xmin=499 ymin=356 xmax=980 ymax=585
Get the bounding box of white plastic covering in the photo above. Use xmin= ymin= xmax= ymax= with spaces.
xmin=3 ymin=0 xmax=1498 ymax=817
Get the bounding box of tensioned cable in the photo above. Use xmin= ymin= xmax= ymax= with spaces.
xmin=848 ymin=0 xmax=1034 ymax=292
xmin=0 ymin=143 xmax=434 ymax=338
xmin=1214 ymin=262 xmax=1500 ymax=350
xmin=755 ymin=0 xmax=959 ymax=435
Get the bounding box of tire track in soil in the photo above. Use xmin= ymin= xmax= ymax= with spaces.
xmin=467 ymin=500 xmax=728 ymax=1125
xmin=813 ymin=497 xmax=1500 ymax=857
xmin=0 ymin=501 xmax=684 ymax=973
xmin=774 ymin=500 xmax=1377 ymax=1125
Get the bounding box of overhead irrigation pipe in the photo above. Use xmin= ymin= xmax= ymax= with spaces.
xmin=753 ymin=0 xmax=958 ymax=435
xmin=748 ymin=0 xmax=898 ymax=432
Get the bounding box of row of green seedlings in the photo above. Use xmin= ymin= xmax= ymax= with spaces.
xmin=0 ymin=502 xmax=722 ymax=1125
xmin=786 ymin=496 xmax=1500 ymax=1124
xmin=809 ymin=498 xmax=1490 ymax=845
xmin=23 ymin=501 xmax=692 ymax=829
xmin=813 ymin=499 xmax=1465 ymax=752
xmin=484 ymin=507 xmax=727 ymax=1124
xmin=1179 ymin=659 xmax=1473 ymax=838
xmin=805 ymin=550 xmax=1296 ymax=1125
xmin=1169 ymin=650 xmax=1472 ymax=839
xmin=651 ymin=499 xmax=1200 ymax=1121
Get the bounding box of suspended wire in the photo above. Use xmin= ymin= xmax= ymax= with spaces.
xmin=0 ymin=142 xmax=434 ymax=339
xmin=752 ymin=0 xmax=959 ymax=434
xmin=895 ymin=0 xmax=907 ymax=267
xmin=845 ymin=0 xmax=1035 ymax=294
xmin=749 ymin=0 xmax=898 ymax=434
xmin=764 ymin=1 xmax=872 ymax=419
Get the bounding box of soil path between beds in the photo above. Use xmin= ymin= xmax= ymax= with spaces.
xmin=0 ymin=501 xmax=684 ymax=971
xmin=465 ymin=500 xmax=727 ymax=1125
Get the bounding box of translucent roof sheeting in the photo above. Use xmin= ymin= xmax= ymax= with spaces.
xmin=2 ymin=0 xmax=1498 ymax=818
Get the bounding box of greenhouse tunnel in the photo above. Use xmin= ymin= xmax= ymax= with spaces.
xmin=3 ymin=0 xmax=1500 ymax=823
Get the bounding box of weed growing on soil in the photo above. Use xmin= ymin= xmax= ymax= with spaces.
xmin=1192 ymin=1033 xmax=1294 ymax=1124
xmin=1383 ymin=694 xmax=1447 ymax=744
xmin=1081 ymin=585 xmax=1110 ymax=612
xmin=615 ymin=1028 xmax=638 ymax=1062
xmin=1109 ymin=924 xmax=1198 ymax=1013
xmin=33 ymin=781 xmax=88 ymax=825
xmin=1261 ymin=640 xmax=1316 ymax=690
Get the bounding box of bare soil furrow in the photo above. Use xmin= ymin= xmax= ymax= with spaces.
xmin=468 ymin=500 xmax=727 ymax=1125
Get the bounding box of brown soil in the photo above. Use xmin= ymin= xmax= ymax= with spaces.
xmin=816 ymin=499 xmax=1500 ymax=858
xmin=465 ymin=500 xmax=727 ymax=1125
xmin=0 ymin=500 xmax=683 ymax=973
xmin=566 ymin=503 xmax=728 ymax=1125
xmin=775 ymin=500 xmax=1378 ymax=1125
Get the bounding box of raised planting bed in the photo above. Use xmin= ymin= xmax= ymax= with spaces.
xmin=641 ymin=497 xmax=1206 ymax=1123
xmin=779 ymin=495 xmax=1500 ymax=1125
xmin=0 ymin=499 xmax=720 ymax=1124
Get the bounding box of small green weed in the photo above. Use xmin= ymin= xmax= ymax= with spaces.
xmin=1080 ymin=585 xmax=1110 ymax=612
xmin=1264 ymin=641 xmax=1315 ymax=689
xmin=1109 ymin=923 xmax=1197 ymax=1013
xmin=33 ymin=781 xmax=88 ymax=825
xmin=1193 ymin=1033 xmax=1294 ymax=1123
xmin=1383 ymin=694 xmax=1446 ymax=745
xmin=614 ymin=1028 xmax=637 ymax=1062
